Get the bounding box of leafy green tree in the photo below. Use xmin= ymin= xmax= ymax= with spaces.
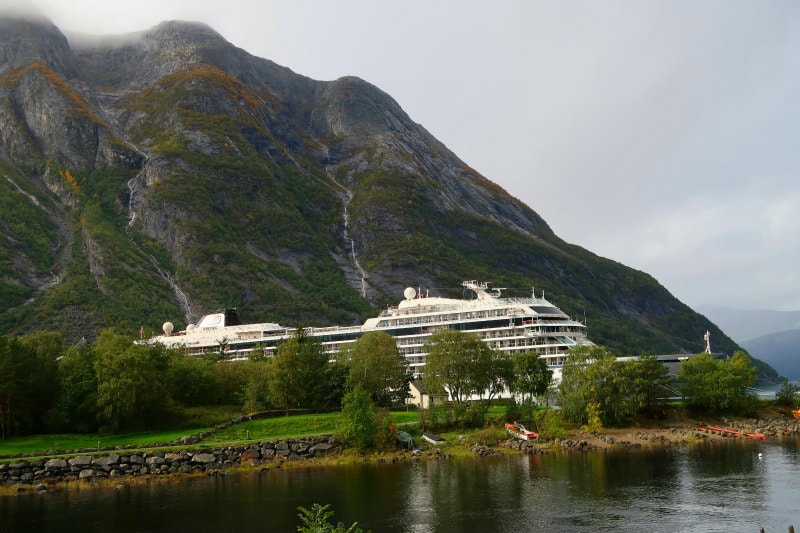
xmin=337 ymin=384 xmax=377 ymax=451
xmin=0 ymin=336 xmax=31 ymax=438
xmin=0 ymin=332 xmax=62 ymax=438
xmin=323 ymin=359 xmax=349 ymax=409
xmin=266 ymin=329 xmax=328 ymax=415
xmin=341 ymin=331 xmax=409 ymax=407
xmin=95 ymin=330 xmax=172 ymax=431
xmin=166 ymin=353 xmax=224 ymax=407
xmin=510 ymin=351 xmax=552 ymax=404
xmin=241 ymin=360 xmax=271 ymax=413
xmin=559 ymin=345 xmax=632 ymax=426
xmin=775 ymin=380 xmax=800 ymax=407
xmin=423 ymin=329 xmax=495 ymax=404
xmin=620 ymin=354 xmax=673 ymax=416
xmin=18 ymin=331 xmax=62 ymax=429
xmin=47 ymin=343 xmax=99 ymax=433
xmin=214 ymin=357 xmax=252 ymax=405
xmin=475 ymin=349 xmax=514 ymax=405
xmin=678 ymin=351 xmax=758 ymax=415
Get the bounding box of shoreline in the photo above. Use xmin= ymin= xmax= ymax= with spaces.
xmin=4 ymin=414 xmax=799 ymax=497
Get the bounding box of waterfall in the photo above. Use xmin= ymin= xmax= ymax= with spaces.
xmin=123 ymin=168 xmax=195 ymax=322
xmin=321 ymin=145 xmax=368 ymax=298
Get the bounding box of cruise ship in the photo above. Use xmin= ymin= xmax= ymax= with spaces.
xmin=148 ymin=280 xmax=593 ymax=379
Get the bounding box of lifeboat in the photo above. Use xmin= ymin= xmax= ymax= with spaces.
xmin=505 ymin=422 xmax=538 ymax=441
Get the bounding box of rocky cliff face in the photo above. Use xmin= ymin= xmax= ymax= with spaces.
xmin=0 ymin=13 xmax=745 ymax=359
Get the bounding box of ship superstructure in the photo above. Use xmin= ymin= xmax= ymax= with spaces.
xmin=149 ymin=280 xmax=593 ymax=378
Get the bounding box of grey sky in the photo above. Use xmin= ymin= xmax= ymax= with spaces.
xmin=7 ymin=0 xmax=800 ymax=312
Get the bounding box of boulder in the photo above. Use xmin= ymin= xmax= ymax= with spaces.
xmin=192 ymin=453 xmax=216 ymax=464
xmin=309 ymin=443 xmax=334 ymax=455
xmin=69 ymin=456 xmax=92 ymax=468
xmin=241 ymin=449 xmax=260 ymax=461
xmin=94 ymin=455 xmax=120 ymax=467
xmin=44 ymin=458 xmax=68 ymax=471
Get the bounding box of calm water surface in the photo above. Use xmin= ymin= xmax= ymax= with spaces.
xmin=3 ymin=439 xmax=800 ymax=533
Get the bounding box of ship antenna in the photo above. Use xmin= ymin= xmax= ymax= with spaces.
xmin=704 ymin=330 xmax=712 ymax=353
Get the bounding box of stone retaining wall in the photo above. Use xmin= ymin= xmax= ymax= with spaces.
xmin=0 ymin=436 xmax=338 ymax=488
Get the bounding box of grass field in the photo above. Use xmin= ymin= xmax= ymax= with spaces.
xmin=0 ymin=407 xmax=514 ymax=459
xmin=0 ymin=410 xmax=426 ymax=458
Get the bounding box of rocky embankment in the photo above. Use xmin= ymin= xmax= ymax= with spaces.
xmin=4 ymin=416 xmax=800 ymax=492
xmin=499 ymin=416 xmax=800 ymax=454
xmin=0 ymin=436 xmax=337 ymax=490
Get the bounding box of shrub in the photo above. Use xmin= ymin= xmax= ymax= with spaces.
xmin=297 ymin=503 xmax=368 ymax=533
xmin=337 ymin=385 xmax=376 ymax=451
xmin=775 ymin=381 xmax=800 ymax=407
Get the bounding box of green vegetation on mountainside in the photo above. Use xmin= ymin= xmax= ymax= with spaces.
xmin=0 ymin=162 xmax=58 ymax=313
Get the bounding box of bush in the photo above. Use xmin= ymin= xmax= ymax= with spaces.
xmin=373 ymin=408 xmax=397 ymax=451
xmin=297 ymin=503 xmax=368 ymax=533
xmin=775 ymin=381 xmax=800 ymax=407
xmin=337 ymin=385 xmax=376 ymax=451
xmin=534 ymin=409 xmax=567 ymax=439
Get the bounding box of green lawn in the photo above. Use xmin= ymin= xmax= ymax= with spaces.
xmin=0 ymin=408 xmax=510 ymax=459
xmin=0 ymin=410 xmax=424 ymax=458
xmin=0 ymin=428 xmax=210 ymax=457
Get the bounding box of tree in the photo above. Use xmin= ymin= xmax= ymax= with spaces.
xmin=0 ymin=332 xmax=62 ymax=438
xmin=475 ymin=349 xmax=514 ymax=406
xmin=341 ymin=332 xmax=409 ymax=407
xmin=775 ymin=380 xmax=800 ymax=407
xmin=0 ymin=336 xmax=30 ymax=439
xmin=266 ymin=329 xmax=328 ymax=415
xmin=323 ymin=359 xmax=349 ymax=409
xmin=166 ymin=353 xmax=224 ymax=407
xmin=678 ymin=351 xmax=758 ymax=415
xmin=620 ymin=354 xmax=673 ymax=416
xmin=337 ymin=385 xmax=377 ymax=451
xmin=559 ymin=345 xmax=633 ymax=426
xmin=510 ymin=351 xmax=552 ymax=404
xmin=47 ymin=343 xmax=99 ymax=433
xmin=241 ymin=360 xmax=271 ymax=413
xmin=18 ymin=331 xmax=62 ymax=430
xmin=423 ymin=330 xmax=496 ymax=404
xmin=95 ymin=330 xmax=172 ymax=431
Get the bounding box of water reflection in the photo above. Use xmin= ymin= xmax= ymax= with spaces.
xmin=3 ymin=440 xmax=800 ymax=533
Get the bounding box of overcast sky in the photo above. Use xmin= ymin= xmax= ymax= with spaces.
xmin=5 ymin=0 xmax=800 ymax=312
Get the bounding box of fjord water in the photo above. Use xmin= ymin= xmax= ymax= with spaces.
xmin=3 ymin=439 xmax=800 ymax=533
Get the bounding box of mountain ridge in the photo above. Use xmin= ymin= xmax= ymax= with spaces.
xmin=0 ymin=13 xmax=770 ymax=376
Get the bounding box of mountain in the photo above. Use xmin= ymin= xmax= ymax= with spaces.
xmin=0 ymin=13 xmax=769 ymax=372
xmin=697 ymin=306 xmax=800 ymax=344
xmin=742 ymin=330 xmax=800 ymax=381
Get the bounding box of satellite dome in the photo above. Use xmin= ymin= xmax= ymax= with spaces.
xmin=162 ymin=322 xmax=174 ymax=336
xmin=403 ymin=287 xmax=416 ymax=300
xmin=186 ymin=324 xmax=195 ymax=331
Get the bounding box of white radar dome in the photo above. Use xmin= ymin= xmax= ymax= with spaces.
xmin=162 ymin=322 xmax=174 ymax=336
xmin=403 ymin=287 xmax=416 ymax=300
xmin=186 ymin=324 xmax=195 ymax=331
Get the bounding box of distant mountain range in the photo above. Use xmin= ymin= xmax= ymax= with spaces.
xmin=0 ymin=11 xmax=773 ymax=377
xmin=697 ymin=306 xmax=800 ymax=343
xmin=741 ymin=330 xmax=800 ymax=381
xmin=699 ymin=306 xmax=800 ymax=380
